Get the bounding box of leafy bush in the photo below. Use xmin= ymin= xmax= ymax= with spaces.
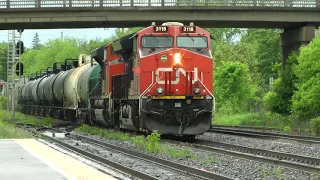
xmin=0 ymin=96 xmax=7 ymax=110
xmin=263 ymin=91 xmax=278 ymax=111
xmin=263 ymin=53 xmax=298 ymax=115
xmin=283 ymin=126 xmax=292 ymax=133
xmin=214 ymin=61 xmax=256 ymax=114
xmin=292 ymin=35 xmax=320 ymax=119
xmin=132 ymin=135 xmax=147 ymax=150
xmin=310 ymin=117 xmax=320 ymax=136
xmin=146 ymin=130 xmax=161 ymax=153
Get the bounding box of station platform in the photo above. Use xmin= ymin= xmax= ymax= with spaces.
xmin=0 ymin=139 xmax=116 ymax=180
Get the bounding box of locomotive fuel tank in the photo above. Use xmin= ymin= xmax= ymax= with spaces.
xmin=63 ymin=63 xmax=91 ymax=109
xmin=77 ymin=64 xmax=101 ymax=106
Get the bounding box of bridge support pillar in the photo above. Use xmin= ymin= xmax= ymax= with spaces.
xmin=280 ymin=26 xmax=315 ymax=70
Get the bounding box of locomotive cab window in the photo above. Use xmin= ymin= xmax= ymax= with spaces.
xmin=177 ymin=36 xmax=208 ymax=48
xmin=141 ymin=36 xmax=173 ymax=48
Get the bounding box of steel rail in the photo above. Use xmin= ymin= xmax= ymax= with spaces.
xmin=19 ymin=126 xmax=160 ymax=180
xmin=71 ymin=133 xmax=234 ymax=180
xmin=209 ymin=127 xmax=320 ymax=144
xmin=165 ymin=139 xmax=320 ymax=174
xmin=18 ymin=124 xmax=234 ymax=180
xmin=214 ymin=125 xmax=284 ymax=131
xmin=195 ymin=139 xmax=320 ymax=166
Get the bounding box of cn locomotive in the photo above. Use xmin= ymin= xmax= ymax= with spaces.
xmin=17 ymin=22 xmax=215 ymax=136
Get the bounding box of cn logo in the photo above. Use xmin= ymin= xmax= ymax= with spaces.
xmin=155 ymin=67 xmax=198 ymax=85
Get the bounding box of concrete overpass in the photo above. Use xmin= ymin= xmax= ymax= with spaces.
xmin=0 ymin=0 xmax=319 ymax=29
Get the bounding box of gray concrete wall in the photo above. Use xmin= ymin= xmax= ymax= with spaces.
xmin=280 ymin=26 xmax=316 ymax=70
xmin=0 ymin=7 xmax=320 ymax=29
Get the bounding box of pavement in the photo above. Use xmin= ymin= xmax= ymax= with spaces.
xmin=0 ymin=139 xmax=117 ymax=180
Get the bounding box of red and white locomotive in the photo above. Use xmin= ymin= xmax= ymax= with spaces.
xmin=18 ymin=22 xmax=214 ymax=137
xmin=90 ymin=22 xmax=214 ymax=136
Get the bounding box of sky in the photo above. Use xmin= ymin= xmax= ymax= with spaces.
xmin=0 ymin=28 xmax=116 ymax=48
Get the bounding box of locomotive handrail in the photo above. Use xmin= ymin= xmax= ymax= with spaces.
xmin=1 ymin=0 xmax=319 ymax=9
xmin=139 ymin=71 xmax=154 ymax=115
xmin=197 ymin=77 xmax=215 ymax=111
xmin=88 ymin=78 xmax=101 ymax=96
xmin=139 ymin=71 xmax=165 ymax=116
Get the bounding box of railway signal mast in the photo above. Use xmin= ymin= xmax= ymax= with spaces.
xmin=7 ymin=29 xmax=24 ymax=118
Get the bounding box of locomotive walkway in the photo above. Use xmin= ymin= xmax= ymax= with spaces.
xmin=0 ymin=0 xmax=320 ymax=29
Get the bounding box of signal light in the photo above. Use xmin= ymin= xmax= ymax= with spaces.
xmin=16 ymin=40 xmax=24 ymax=55
xmin=173 ymin=53 xmax=181 ymax=64
xmin=15 ymin=62 xmax=24 ymax=76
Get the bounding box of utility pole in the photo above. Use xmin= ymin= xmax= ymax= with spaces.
xmin=7 ymin=30 xmax=23 ymax=119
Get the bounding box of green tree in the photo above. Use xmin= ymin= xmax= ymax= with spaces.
xmin=32 ymin=33 xmax=42 ymax=50
xmin=214 ymin=61 xmax=256 ymax=113
xmin=22 ymin=38 xmax=81 ymax=75
xmin=78 ymin=37 xmax=112 ymax=53
xmin=113 ymin=27 xmax=142 ymax=39
xmin=241 ymin=29 xmax=282 ymax=89
xmin=292 ymin=35 xmax=320 ymax=119
xmin=206 ymin=28 xmax=242 ymax=43
xmin=263 ymin=53 xmax=298 ymax=114
xmin=21 ymin=28 xmax=135 ymax=75
xmin=0 ymin=42 xmax=7 ymax=81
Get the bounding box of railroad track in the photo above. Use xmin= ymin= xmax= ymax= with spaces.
xmin=210 ymin=127 xmax=320 ymax=144
xmin=19 ymin=125 xmax=234 ymax=180
xmin=165 ymin=139 xmax=320 ymax=174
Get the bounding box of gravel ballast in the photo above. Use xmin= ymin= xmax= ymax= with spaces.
xmin=72 ymin=131 xmax=319 ymax=180
xmin=58 ymin=137 xmax=197 ymax=180
xmin=37 ymin=139 xmax=134 ymax=180
xmin=198 ymin=132 xmax=320 ymax=159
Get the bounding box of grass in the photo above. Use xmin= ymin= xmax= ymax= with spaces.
xmin=0 ymin=109 xmax=52 ymax=139
xmin=0 ymin=110 xmax=53 ymax=127
xmin=76 ymin=125 xmax=207 ymax=160
xmin=212 ymin=111 xmax=311 ymax=134
xmin=213 ymin=112 xmax=287 ymax=128
xmin=213 ymin=112 xmax=256 ymax=126
xmin=0 ymin=115 xmax=32 ymax=138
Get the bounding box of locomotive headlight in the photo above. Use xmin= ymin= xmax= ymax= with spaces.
xmin=194 ymin=87 xmax=201 ymax=94
xmin=156 ymin=87 xmax=164 ymax=94
xmin=173 ymin=53 xmax=181 ymax=64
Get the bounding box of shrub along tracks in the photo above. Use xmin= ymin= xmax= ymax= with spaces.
xmin=18 ymin=125 xmax=233 ymax=180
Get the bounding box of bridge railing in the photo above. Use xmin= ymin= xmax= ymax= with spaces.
xmin=0 ymin=0 xmax=319 ymax=8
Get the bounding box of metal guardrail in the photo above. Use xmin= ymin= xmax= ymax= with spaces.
xmin=0 ymin=0 xmax=319 ymax=9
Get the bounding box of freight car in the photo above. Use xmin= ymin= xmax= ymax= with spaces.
xmin=17 ymin=22 xmax=215 ymax=137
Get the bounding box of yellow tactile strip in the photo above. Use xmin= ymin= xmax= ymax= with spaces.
xmin=14 ymin=139 xmax=116 ymax=180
